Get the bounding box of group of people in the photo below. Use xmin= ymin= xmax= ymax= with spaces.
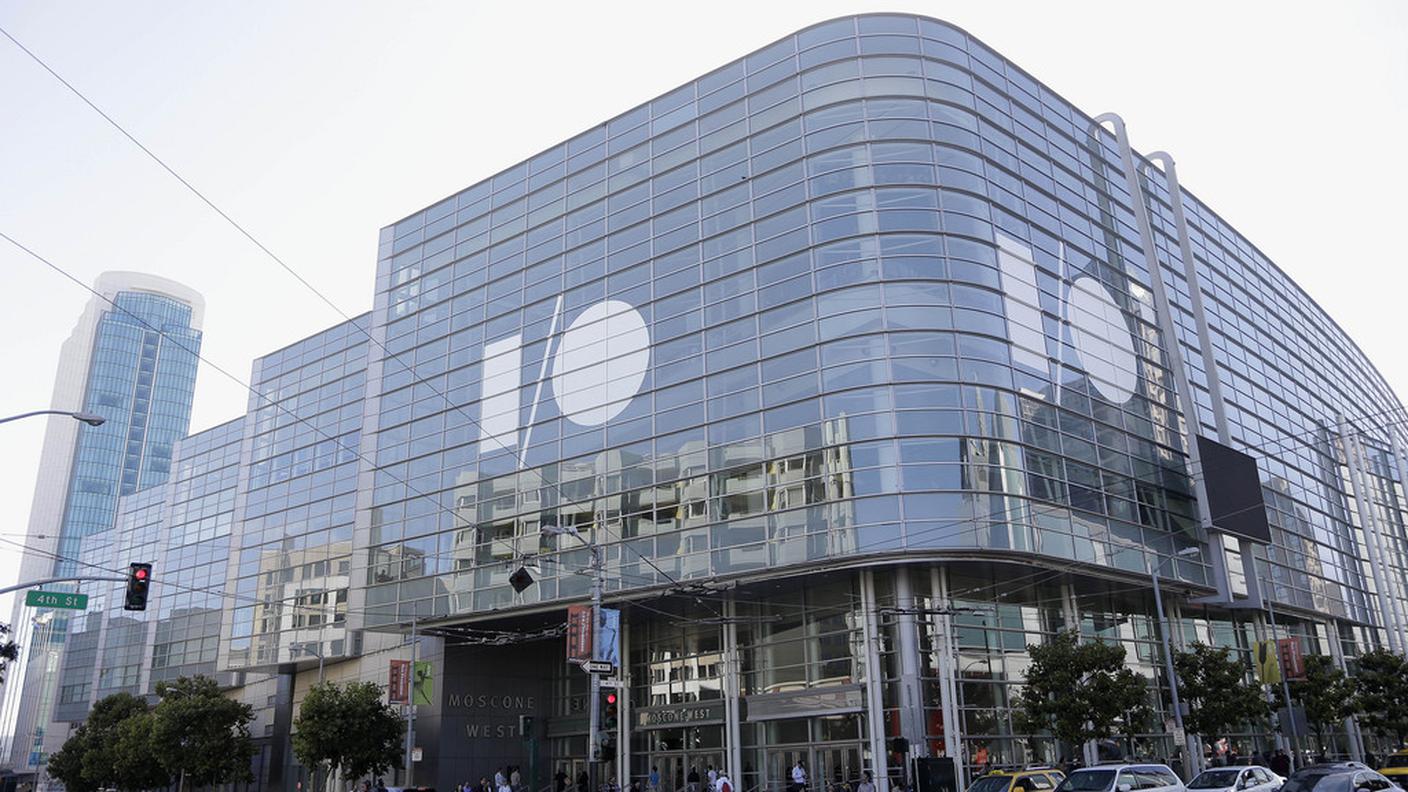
xmin=649 ymin=763 xmax=735 ymax=792
xmin=456 ymin=766 xmax=525 ymax=792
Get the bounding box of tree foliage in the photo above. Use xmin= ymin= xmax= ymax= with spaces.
xmin=1290 ymin=655 xmax=1354 ymax=751
xmin=150 ymin=675 xmax=256 ymax=791
xmin=46 ymin=693 xmax=164 ymax=792
xmin=292 ymin=680 xmax=405 ymax=791
xmin=1173 ymin=643 xmax=1269 ymax=746
xmin=1013 ymin=629 xmax=1150 ymax=752
xmin=1353 ymin=649 xmax=1408 ymax=744
xmin=0 ymin=622 xmax=17 ymax=686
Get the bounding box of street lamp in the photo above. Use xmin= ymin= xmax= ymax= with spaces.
xmin=1151 ymin=546 xmax=1201 ymax=777
xmin=0 ymin=409 xmax=105 ymax=427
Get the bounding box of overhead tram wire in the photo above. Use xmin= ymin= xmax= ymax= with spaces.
xmin=0 ymin=232 xmax=688 ymax=622
xmin=0 ymin=26 xmax=714 ymax=616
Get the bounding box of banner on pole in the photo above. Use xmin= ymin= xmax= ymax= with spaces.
xmin=594 ymin=607 xmax=621 ymax=667
xmin=1277 ymin=638 xmax=1304 ymax=680
xmin=567 ymin=604 xmax=593 ymax=663
xmin=413 ymin=660 xmax=433 ymax=706
xmin=389 ymin=659 xmax=411 ymax=704
xmin=1254 ymin=641 xmax=1282 ymax=684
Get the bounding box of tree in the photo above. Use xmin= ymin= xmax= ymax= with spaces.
xmin=292 ymin=680 xmax=404 ymax=792
xmin=0 ymin=622 xmax=17 ymax=686
xmin=1290 ymin=655 xmax=1354 ymax=755
xmin=47 ymin=692 xmax=163 ymax=792
xmin=1013 ymin=629 xmax=1150 ymax=758
xmin=1174 ymin=643 xmax=1270 ymax=750
xmin=1353 ymin=649 xmax=1408 ymax=745
xmin=150 ymin=675 xmax=256 ymax=792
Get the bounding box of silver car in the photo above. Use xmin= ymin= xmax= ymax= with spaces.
xmin=1188 ymin=767 xmax=1283 ymax=792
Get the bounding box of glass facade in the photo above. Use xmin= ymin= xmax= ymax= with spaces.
xmin=7 ymin=287 xmax=202 ymax=770
xmin=9 ymin=13 xmax=1408 ymax=792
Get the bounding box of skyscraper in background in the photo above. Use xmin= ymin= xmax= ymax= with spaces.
xmin=0 ymin=272 xmax=203 ymax=775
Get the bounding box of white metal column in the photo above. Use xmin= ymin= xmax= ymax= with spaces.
xmin=1092 ymin=113 xmax=1234 ymax=605
xmin=895 ymin=568 xmax=928 ymax=758
xmin=1325 ymin=619 xmax=1365 ymax=762
xmin=1341 ymin=420 xmax=1403 ymax=652
xmin=860 ymin=570 xmax=891 ymax=792
xmin=723 ymin=594 xmax=743 ymax=781
xmin=932 ymin=567 xmax=963 ymax=791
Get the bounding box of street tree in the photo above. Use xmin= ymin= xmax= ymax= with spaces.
xmin=1290 ymin=655 xmax=1355 ymax=755
xmin=1353 ymin=649 xmax=1408 ymax=745
xmin=293 ymin=680 xmax=404 ymax=792
xmin=1174 ymin=643 xmax=1270 ymax=751
xmin=150 ymin=675 xmax=256 ymax=792
xmin=1013 ymin=629 xmax=1150 ymax=760
xmin=47 ymin=692 xmax=163 ymax=792
xmin=0 ymin=622 xmax=17 ymax=686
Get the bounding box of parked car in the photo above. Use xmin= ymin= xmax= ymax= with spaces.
xmin=1378 ymin=749 xmax=1408 ymax=788
xmin=1187 ymin=766 xmax=1282 ymax=792
xmin=1281 ymin=763 xmax=1402 ymax=792
xmin=969 ymin=768 xmax=1067 ymax=792
xmin=1054 ymin=764 xmax=1184 ymax=792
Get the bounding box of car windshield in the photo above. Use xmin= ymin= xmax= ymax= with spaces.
xmin=969 ymin=778 xmax=1011 ymax=792
xmin=1282 ymin=773 xmax=1350 ymax=792
xmin=1190 ymin=770 xmax=1242 ymax=789
xmin=1387 ymin=757 xmax=1408 ymax=769
xmin=1056 ymin=771 xmax=1115 ymax=792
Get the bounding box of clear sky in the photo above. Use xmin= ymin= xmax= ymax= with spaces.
xmin=1 ymin=1 xmax=1405 ymax=620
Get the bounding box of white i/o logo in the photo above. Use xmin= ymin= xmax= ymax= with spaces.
xmin=479 ymin=298 xmax=651 ymax=467
xmin=997 ymin=233 xmax=1141 ymax=404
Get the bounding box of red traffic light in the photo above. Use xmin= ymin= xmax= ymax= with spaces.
xmin=606 ymin=692 xmax=617 ymax=705
xmin=134 ymin=568 xmax=148 ymax=580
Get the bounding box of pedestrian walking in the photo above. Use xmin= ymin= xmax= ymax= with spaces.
xmin=649 ymin=766 xmax=661 ymax=792
xmin=688 ymin=766 xmax=701 ymax=792
xmin=707 ymin=766 xmax=718 ymax=792
xmin=856 ymin=771 xmax=875 ymax=792
xmin=791 ymin=760 xmax=808 ymax=792
xmin=716 ymin=771 xmax=733 ymax=792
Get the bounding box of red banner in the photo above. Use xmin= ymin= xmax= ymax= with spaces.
xmin=566 ymin=604 xmax=593 ymax=663
xmin=389 ymin=659 xmax=411 ymax=704
xmin=1278 ymin=638 xmax=1305 ymax=680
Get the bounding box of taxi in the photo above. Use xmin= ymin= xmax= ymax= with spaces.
xmin=1379 ymin=748 xmax=1408 ymax=787
xmin=968 ymin=767 xmax=1067 ymax=792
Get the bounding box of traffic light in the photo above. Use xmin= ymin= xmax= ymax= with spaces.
xmin=599 ymin=688 xmax=619 ymax=757
xmin=124 ymin=563 xmax=152 ymax=611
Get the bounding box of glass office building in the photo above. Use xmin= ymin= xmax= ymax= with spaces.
xmin=348 ymin=13 xmax=1407 ymax=790
xmin=8 ymin=14 xmax=1408 ymax=792
xmin=0 ymin=273 xmax=203 ymax=777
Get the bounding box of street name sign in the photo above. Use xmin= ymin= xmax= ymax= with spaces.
xmin=25 ymin=591 xmax=88 ymax=610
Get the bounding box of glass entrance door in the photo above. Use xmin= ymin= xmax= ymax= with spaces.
xmin=813 ymin=745 xmax=863 ymax=792
xmin=768 ymin=748 xmax=809 ymax=792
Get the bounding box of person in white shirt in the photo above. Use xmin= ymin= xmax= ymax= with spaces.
xmin=792 ymin=760 xmax=808 ymax=792
xmin=716 ymin=773 xmax=733 ymax=792
xmin=856 ymin=771 xmax=876 ymax=792
xmin=707 ymin=767 xmax=718 ymax=791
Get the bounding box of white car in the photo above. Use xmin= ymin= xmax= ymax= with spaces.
xmin=1188 ymin=766 xmax=1283 ymax=792
xmin=1055 ymin=764 xmax=1185 ymax=792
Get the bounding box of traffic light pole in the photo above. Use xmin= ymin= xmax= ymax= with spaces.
xmin=0 ymin=575 xmax=126 ymax=596
xmin=588 ymin=543 xmax=603 ymax=792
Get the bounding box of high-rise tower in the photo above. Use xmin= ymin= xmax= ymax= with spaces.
xmin=0 ymin=272 xmax=203 ymax=780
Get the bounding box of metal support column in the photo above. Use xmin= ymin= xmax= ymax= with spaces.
xmin=1325 ymin=620 xmax=1364 ymax=762
xmin=932 ymin=567 xmax=963 ymax=784
xmin=620 ymin=612 xmax=632 ymax=790
xmin=723 ymin=594 xmax=743 ymax=780
xmin=1341 ymin=420 xmax=1402 ymax=652
xmin=860 ymin=571 xmax=891 ymax=792
xmin=1092 ymin=113 xmax=1233 ymax=606
xmin=895 ymin=568 xmax=929 ymax=760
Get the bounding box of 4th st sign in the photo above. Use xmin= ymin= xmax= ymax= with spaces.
xmin=24 ymin=590 xmax=88 ymax=610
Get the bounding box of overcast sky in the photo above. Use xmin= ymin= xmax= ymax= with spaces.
xmin=1 ymin=1 xmax=1404 ymax=620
